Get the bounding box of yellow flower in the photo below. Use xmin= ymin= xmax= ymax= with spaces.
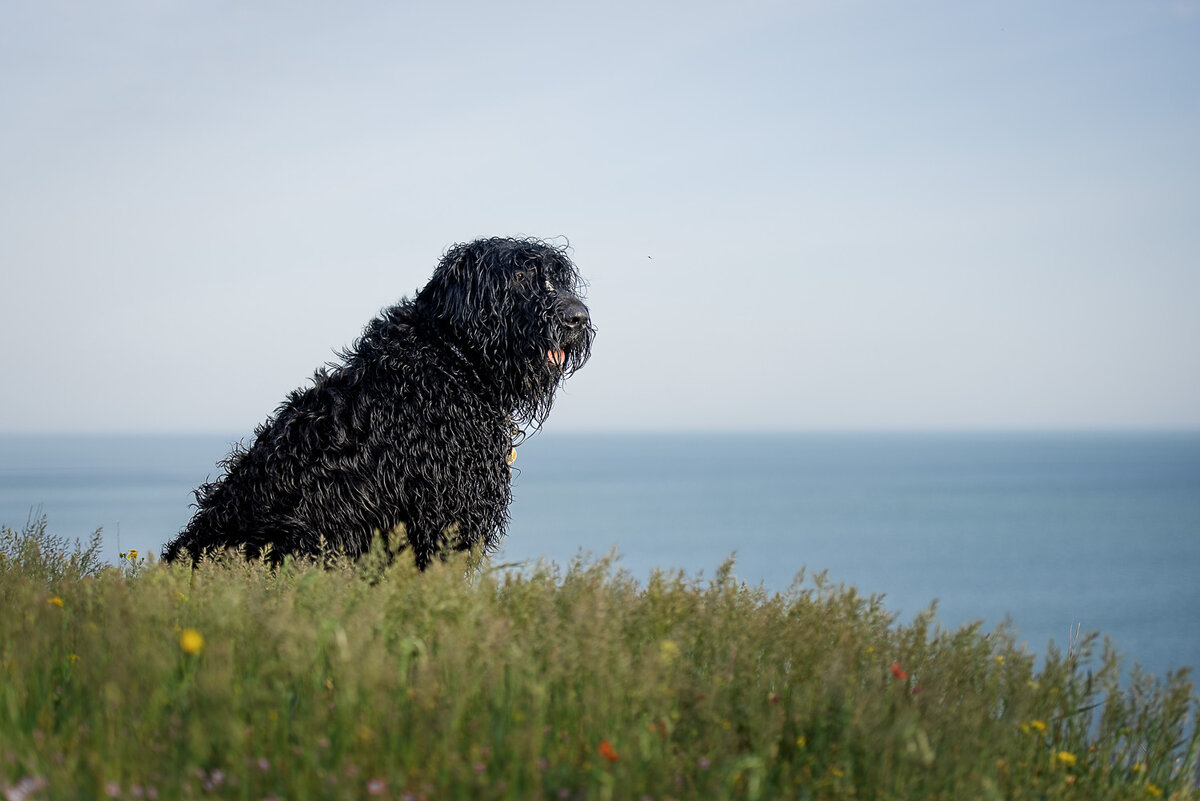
xmin=67 ymin=653 xmax=79 ymax=663
xmin=128 ymin=549 xmax=139 ymax=560
xmin=1145 ymin=783 xmax=1163 ymax=798
xmin=48 ymin=596 xmax=64 ymax=607
xmin=658 ymin=639 xmax=679 ymax=663
xmin=179 ymin=628 xmax=205 ymax=655
xmin=1055 ymin=751 xmax=1077 ymax=767
xmin=1031 ymin=720 xmax=1047 ymax=733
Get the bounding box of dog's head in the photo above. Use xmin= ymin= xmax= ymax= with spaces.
xmin=415 ymin=237 xmax=595 ymax=423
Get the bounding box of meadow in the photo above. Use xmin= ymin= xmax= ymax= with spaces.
xmin=2 ymin=514 xmax=1197 ymax=800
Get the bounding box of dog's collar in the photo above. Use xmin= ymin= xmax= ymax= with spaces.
xmin=441 ymin=341 xmax=526 ymax=467
xmin=442 ymin=339 xmax=488 ymax=390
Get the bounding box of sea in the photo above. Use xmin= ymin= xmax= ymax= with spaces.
xmin=2 ymin=431 xmax=1198 ymax=679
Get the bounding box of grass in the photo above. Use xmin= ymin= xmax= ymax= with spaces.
xmin=1 ymin=514 xmax=1197 ymax=800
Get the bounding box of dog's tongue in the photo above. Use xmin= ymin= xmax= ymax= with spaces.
xmin=548 ymin=348 xmax=566 ymax=366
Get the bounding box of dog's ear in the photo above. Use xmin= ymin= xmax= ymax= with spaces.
xmin=416 ymin=240 xmax=505 ymax=333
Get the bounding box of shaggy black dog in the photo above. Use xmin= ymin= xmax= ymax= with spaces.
xmin=162 ymin=237 xmax=593 ymax=568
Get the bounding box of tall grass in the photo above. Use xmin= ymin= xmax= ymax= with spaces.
xmin=2 ymin=515 xmax=1197 ymax=800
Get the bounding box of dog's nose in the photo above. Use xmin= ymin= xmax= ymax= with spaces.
xmin=561 ymin=299 xmax=590 ymax=330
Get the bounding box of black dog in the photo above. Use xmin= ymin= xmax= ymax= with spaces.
xmin=162 ymin=237 xmax=593 ymax=568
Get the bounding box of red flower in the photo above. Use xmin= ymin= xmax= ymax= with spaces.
xmin=598 ymin=741 xmax=620 ymax=762
xmin=890 ymin=661 xmax=908 ymax=680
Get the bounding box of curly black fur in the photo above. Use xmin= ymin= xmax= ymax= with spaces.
xmin=162 ymin=237 xmax=594 ymax=568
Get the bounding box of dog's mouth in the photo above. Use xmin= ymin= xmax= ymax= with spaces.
xmin=547 ymin=348 xmax=567 ymax=367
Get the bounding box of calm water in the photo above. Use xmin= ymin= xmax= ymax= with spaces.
xmin=2 ymin=432 xmax=1198 ymax=677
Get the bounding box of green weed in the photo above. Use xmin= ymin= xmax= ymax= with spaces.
xmin=0 ymin=523 xmax=1196 ymax=800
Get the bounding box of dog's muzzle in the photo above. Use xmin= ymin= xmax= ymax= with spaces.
xmin=548 ymin=296 xmax=592 ymax=367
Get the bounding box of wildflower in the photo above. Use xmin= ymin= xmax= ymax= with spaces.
xmin=598 ymin=741 xmax=619 ymax=762
xmin=257 ymin=758 xmax=270 ymax=772
xmin=795 ymin=736 xmax=807 ymax=748
xmin=473 ymin=762 xmax=486 ymax=774
xmin=768 ymin=692 xmax=780 ymax=705
xmin=698 ymin=757 xmax=711 ymax=770
xmin=128 ymin=550 xmax=139 ymax=560
xmin=67 ymin=654 xmax=79 ymax=663
xmin=4 ymin=777 xmax=48 ymax=801
xmin=105 ymin=781 xmax=120 ymax=798
xmin=1031 ymin=720 xmax=1047 ymax=733
xmin=179 ymin=628 xmax=204 ymax=655
xmin=48 ymin=596 xmax=64 ymax=608
xmin=995 ymin=656 xmax=1004 ymax=664
xmin=890 ymin=662 xmax=908 ymax=680
xmin=658 ymin=640 xmax=680 ymax=663
xmin=1145 ymin=783 xmax=1163 ymax=797
xmin=1055 ymin=751 xmax=1077 ymax=767
xmin=367 ymin=779 xmax=387 ymax=795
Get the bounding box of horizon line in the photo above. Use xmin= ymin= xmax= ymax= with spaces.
xmin=3 ymin=426 xmax=1200 ymax=438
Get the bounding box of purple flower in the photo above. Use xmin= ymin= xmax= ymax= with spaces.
xmin=367 ymin=778 xmax=387 ymax=795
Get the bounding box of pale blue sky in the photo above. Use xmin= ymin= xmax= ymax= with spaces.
xmin=2 ymin=0 xmax=1198 ymax=433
